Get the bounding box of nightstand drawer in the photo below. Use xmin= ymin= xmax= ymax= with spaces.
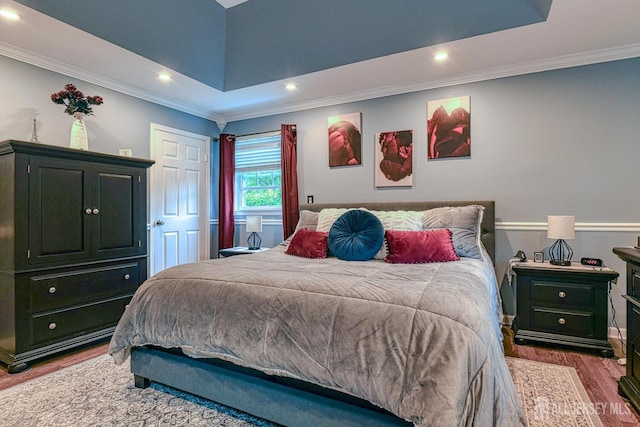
xmin=532 ymin=308 xmax=594 ymax=336
xmin=531 ymin=281 xmax=594 ymax=307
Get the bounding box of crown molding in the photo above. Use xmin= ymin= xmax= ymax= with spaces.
xmin=3 ymin=37 xmax=639 ymax=124
xmin=0 ymin=41 xmax=224 ymax=123
xmin=222 ymin=43 xmax=640 ymax=122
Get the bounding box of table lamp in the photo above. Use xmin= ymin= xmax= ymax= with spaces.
xmin=547 ymin=215 xmax=575 ymax=266
xmin=246 ymin=216 xmax=263 ymax=250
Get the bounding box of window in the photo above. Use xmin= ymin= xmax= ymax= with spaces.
xmin=235 ymin=131 xmax=282 ymax=212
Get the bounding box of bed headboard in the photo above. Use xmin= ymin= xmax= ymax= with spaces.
xmin=298 ymin=200 xmax=496 ymax=265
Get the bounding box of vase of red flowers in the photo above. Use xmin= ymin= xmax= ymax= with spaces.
xmin=51 ymin=84 xmax=104 ymax=150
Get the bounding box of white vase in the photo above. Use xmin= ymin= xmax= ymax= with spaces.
xmin=69 ymin=112 xmax=88 ymax=150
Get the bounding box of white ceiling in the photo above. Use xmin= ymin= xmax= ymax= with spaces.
xmin=1 ymin=0 xmax=640 ymax=126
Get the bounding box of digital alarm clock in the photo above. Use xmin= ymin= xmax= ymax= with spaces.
xmin=580 ymin=257 xmax=603 ymax=267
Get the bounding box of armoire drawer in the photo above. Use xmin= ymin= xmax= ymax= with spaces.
xmin=531 ymin=308 xmax=594 ymax=337
xmin=30 ymin=295 xmax=132 ymax=346
xmin=28 ymin=262 xmax=140 ymax=312
xmin=531 ymin=281 xmax=594 ymax=308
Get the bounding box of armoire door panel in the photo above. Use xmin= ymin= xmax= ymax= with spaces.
xmin=92 ymin=166 xmax=144 ymax=259
xmin=28 ymin=158 xmax=91 ymax=265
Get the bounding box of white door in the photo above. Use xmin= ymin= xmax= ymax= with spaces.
xmin=150 ymin=124 xmax=210 ymax=276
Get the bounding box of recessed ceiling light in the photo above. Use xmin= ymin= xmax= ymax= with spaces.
xmin=434 ymin=51 xmax=449 ymax=62
xmin=158 ymin=72 xmax=172 ymax=82
xmin=0 ymin=9 xmax=21 ymax=21
xmin=285 ymin=82 xmax=297 ymax=91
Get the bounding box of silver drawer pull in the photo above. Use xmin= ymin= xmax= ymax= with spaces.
xmin=92 ymin=208 xmax=99 ymax=215
xmin=558 ymin=291 xmax=566 ymax=298
xmin=48 ymin=322 xmax=57 ymax=330
xmin=85 ymin=208 xmax=92 ymax=215
xmin=558 ymin=318 xmax=566 ymax=325
xmin=48 ymin=286 xmax=56 ymax=294
xmin=124 ymin=274 xmax=130 ymax=280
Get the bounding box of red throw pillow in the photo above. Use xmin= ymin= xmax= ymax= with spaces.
xmin=385 ymin=229 xmax=460 ymax=264
xmin=285 ymin=229 xmax=329 ymax=259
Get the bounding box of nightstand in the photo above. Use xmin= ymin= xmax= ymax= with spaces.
xmin=218 ymin=246 xmax=269 ymax=257
xmin=512 ymin=261 xmax=618 ymax=357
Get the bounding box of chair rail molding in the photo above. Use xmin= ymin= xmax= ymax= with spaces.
xmin=496 ymin=221 xmax=640 ymax=232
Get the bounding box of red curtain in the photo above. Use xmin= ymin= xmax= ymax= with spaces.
xmin=281 ymin=124 xmax=299 ymax=240
xmin=218 ymin=134 xmax=235 ymax=250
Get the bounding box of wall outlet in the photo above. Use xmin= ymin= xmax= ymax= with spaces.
xmin=119 ymin=149 xmax=133 ymax=157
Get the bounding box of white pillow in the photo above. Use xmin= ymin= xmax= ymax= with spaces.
xmin=368 ymin=210 xmax=424 ymax=259
xmin=316 ymin=208 xmax=352 ymax=233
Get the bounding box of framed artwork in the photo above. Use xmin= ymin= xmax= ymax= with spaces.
xmin=427 ymin=96 xmax=470 ymax=159
xmin=534 ymin=252 xmax=544 ymax=263
xmin=328 ymin=112 xmax=361 ymax=167
xmin=375 ymin=130 xmax=413 ymax=187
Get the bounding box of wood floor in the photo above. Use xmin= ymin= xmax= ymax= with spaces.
xmin=0 ymin=340 xmax=109 ymax=391
xmin=1 ymin=331 xmax=638 ymax=426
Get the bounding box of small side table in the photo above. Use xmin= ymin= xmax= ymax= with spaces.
xmin=218 ymin=246 xmax=269 ymax=257
xmin=512 ymin=260 xmax=618 ymax=357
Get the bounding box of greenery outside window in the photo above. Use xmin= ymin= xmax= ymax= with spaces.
xmin=235 ymin=131 xmax=282 ymax=213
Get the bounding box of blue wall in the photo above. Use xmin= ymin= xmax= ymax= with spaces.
xmin=0 ymin=55 xmax=218 ymax=156
xmin=222 ymin=58 xmax=640 ymax=329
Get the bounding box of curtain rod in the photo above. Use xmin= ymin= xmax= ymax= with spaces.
xmin=213 ymin=129 xmax=281 ymax=142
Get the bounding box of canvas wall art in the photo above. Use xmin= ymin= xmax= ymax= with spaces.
xmin=375 ymin=130 xmax=413 ymax=187
xmin=328 ymin=112 xmax=361 ymax=167
xmin=427 ymin=96 xmax=470 ymax=159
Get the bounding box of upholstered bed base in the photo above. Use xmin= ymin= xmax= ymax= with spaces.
xmin=129 ymin=200 xmax=496 ymax=426
xmin=132 ymin=346 xmax=410 ymax=426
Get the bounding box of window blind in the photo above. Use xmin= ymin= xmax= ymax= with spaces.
xmin=235 ymin=131 xmax=281 ymax=172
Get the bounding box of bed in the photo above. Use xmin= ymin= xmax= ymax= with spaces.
xmin=109 ymin=200 xmax=526 ymax=427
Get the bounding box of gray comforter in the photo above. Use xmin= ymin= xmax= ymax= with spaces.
xmin=109 ymin=245 xmax=526 ymax=426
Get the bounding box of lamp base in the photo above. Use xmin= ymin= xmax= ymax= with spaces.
xmin=247 ymin=232 xmax=261 ymax=250
xmin=549 ymin=239 xmax=573 ymax=267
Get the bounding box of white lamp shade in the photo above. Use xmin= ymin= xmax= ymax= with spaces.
xmin=246 ymin=216 xmax=263 ymax=233
xmin=547 ymin=215 xmax=575 ymax=240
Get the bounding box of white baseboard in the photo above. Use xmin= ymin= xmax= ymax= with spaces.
xmin=609 ymin=326 xmax=626 ymax=342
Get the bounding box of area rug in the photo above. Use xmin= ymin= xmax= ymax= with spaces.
xmin=0 ymin=354 xmax=602 ymax=426
xmin=506 ymin=357 xmax=604 ymax=427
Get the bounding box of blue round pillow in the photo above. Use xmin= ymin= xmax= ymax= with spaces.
xmin=328 ymin=210 xmax=384 ymax=261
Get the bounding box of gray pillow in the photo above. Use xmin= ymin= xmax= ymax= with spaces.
xmin=294 ymin=210 xmax=319 ymax=232
xmin=422 ymin=205 xmax=484 ymax=259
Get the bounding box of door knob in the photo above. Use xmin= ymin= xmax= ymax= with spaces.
xmin=155 ymin=220 xmax=165 ymax=226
